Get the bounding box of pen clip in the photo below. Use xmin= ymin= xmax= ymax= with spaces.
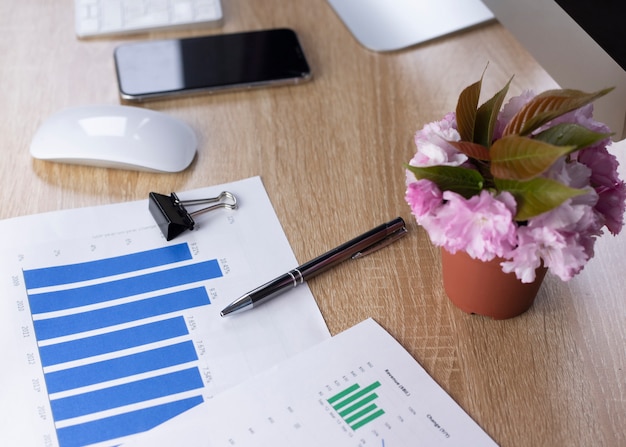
xmin=351 ymin=226 xmax=408 ymax=259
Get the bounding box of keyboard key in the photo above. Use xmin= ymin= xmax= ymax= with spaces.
xmin=75 ymin=0 xmax=223 ymax=38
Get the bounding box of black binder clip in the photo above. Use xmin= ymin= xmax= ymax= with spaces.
xmin=149 ymin=191 xmax=238 ymax=241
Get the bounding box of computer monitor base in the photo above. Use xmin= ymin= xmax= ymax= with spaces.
xmin=327 ymin=0 xmax=494 ymax=52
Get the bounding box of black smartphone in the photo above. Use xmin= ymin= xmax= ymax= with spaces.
xmin=113 ymin=28 xmax=312 ymax=101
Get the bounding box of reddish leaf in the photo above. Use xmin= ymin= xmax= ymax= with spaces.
xmin=447 ymin=140 xmax=491 ymax=160
xmin=456 ymin=79 xmax=482 ymax=142
xmin=502 ymin=88 xmax=613 ymax=137
xmin=474 ymin=77 xmax=512 ymax=147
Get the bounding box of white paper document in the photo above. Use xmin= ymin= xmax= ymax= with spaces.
xmin=125 ymin=318 xmax=498 ymax=446
xmin=0 ymin=176 xmax=330 ymax=447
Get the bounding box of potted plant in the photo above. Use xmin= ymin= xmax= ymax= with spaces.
xmin=405 ymin=72 xmax=626 ymax=319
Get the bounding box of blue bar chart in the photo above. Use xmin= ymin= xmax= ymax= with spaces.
xmin=24 ymin=243 xmax=220 ymax=447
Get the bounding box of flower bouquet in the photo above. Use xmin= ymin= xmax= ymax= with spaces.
xmin=405 ymin=73 xmax=626 ymax=317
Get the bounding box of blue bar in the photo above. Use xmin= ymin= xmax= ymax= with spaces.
xmin=45 ymin=341 xmax=198 ymax=393
xmin=39 ymin=317 xmax=189 ymax=367
xmin=51 ymin=368 xmax=204 ymax=421
xmin=28 ymin=259 xmax=222 ymax=314
xmin=33 ymin=287 xmax=209 ymax=341
xmin=23 ymin=243 xmax=192 ymax=289
xmin=55 ymin=395 xmax=203 ymax=447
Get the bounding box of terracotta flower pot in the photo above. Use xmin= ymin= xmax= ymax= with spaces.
xmin=440 ymin=248 xmax=547 ymax=319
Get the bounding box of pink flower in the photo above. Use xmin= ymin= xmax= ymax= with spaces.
xmin=409 ymin=113 xmax=467 ymax=167
xmin=405 ymin=180 xmax=443 ymax=219
xmin=405 ymin=82 xmax=626 ymax=284
xmin=595 ymin=181 xmax=626 ymax=235
xmin=545 ymin=157 xmax=593 ymax=191
xmin=577 ymin=145 xmax=626 ymax=234
xmin=502 ymin=200 xmax=602 ymax=282
xmin=501 ymin=225 xmax=588 ymax=282
xmin=420 ymin=190 xmax=518 ymax=261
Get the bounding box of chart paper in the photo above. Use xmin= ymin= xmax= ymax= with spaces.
xmin=125 ymin=318 xmax=498 ymax=446
xmin=0 ymin=176 xmax=330 ymax=447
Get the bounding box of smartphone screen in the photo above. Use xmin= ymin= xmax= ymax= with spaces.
xmin=114 ymin=28 xmax=312 ymax=101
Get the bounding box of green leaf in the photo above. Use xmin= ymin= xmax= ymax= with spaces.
xmin=502 ymin=87 xmax=613 ymax=136
xmin=533 ymin=123 xmax=613 ymax=150
xmin=495 ymin=177 xmax=587 ymax=221
xmin=490 ymin=135 xmax=576 ymax=181
xmin=406 ymin=164 xmax=484 ymax=199
xmin=474 ymin=77 xmax=512 ymax=147
xmin=455 ymin=78 xmax=482 ymax=143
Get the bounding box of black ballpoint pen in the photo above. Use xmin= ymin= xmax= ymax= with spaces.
xmin=220 ymin=217 xmax=408 ymax=316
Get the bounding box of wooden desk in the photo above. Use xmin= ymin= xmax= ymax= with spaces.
xmin=1 ymin=1 xmax=624 ymax=446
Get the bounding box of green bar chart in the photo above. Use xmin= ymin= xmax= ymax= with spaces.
xmin=327 ymin=381 xmax=385 ymax=430
xmin=117 ymin=319 xmax=499 ymax=447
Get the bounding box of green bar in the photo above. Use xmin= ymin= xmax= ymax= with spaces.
xmin=351 ymin=408 xmax=385 ymax=430
xmin=339 ymin=393 xmax=378 ymax=417
xmin=327 ymin=383 xmax=359 ymax=405
xmin=345 ymin=403 xmax=377 ymax=424
xmin=332 ymin=381 xmax=381 ymax=410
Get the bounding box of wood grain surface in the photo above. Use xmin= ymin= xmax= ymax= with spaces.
xmin=1 ymin=2 xmax=624 ymax=446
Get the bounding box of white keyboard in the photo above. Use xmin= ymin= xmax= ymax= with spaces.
xmin=75 ymin=0 xmax=223 ymax=38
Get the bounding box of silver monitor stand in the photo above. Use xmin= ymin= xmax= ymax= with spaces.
xmin=327 ymin=0 xmax=494 ymax=52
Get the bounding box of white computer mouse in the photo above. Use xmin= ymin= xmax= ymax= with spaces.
xmin=30 ymin=105 xmax=197 ymax=173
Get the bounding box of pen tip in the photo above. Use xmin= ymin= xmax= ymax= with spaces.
xmin=220 ymin=295 xmax=253 ymax=316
